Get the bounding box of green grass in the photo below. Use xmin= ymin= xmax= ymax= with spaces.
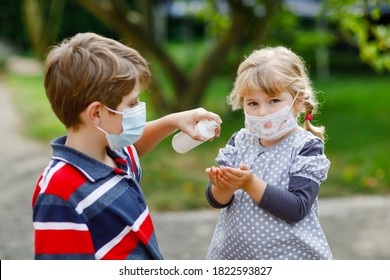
xmin=4 ymin=74 xmax=66 ymax=139
xmin=3 ymin=71 xmax=390 ymax=211
xmin=314 ymin=73 xmax=390 ymax=197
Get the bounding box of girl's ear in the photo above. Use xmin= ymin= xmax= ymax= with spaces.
xmin=84 ymin=101 xmax=103 ymax=126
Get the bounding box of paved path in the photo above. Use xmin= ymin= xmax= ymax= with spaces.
xmin=1 ymin=78 xmax=389 ymax=260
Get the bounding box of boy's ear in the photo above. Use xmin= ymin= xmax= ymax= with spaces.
xmin=85 ymin=101 xmax=103 ymax=125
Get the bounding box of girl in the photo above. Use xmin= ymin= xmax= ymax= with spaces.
xmin=205 ymin=46 xmax=332 ymax=260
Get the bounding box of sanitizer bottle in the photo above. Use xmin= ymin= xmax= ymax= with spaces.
xmin=172 ymin=120 xmax=219 ymax=153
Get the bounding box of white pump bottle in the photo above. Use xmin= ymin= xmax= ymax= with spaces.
xmin=172 ymin=120 xmax=219 ymax=153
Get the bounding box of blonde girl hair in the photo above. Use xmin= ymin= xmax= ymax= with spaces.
xmin=228 ymin=46 xmax=325 ymax=141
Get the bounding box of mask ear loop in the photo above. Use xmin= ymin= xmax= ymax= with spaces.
xmin=290 ymin=91 xmax=306 ymax=123
xmin=96 ymin=125 xmax=109 ymax=136
xmin=95 ymin=105 xmax=122 ymax=135
xmin=104 ymin=106 xmax=124 ymax=115
xmin=289 ymin=92 xmax=300 ymax=110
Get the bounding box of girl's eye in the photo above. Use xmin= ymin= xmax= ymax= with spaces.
xmin=270 ymin=99 xmax=280 ymax=104
xmin=247 ymin=101 xmax=258 ymax=106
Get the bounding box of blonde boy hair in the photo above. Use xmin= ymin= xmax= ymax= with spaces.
xmin=44 ymin=32 xmax=151 ymax=129
xmin=228 ymin=46 xmax=325 ymax=140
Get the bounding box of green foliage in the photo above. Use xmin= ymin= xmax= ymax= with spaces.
xmin=197 ymin=0 xmax=231 ymax=36
xmin=315 ymin=72 xmax=390 ymax=196
xmin=57 ymin=0 xmax=117 ymax=41
xmin=0 ymin=0 xmax=118 ymax=54
xmin=326 ymin=0 xmax=390 ymax=72
xmin=0 ymin=0 xmax=29 ymax=50
xmin=164 ymin=40 xmax=212 ymax=74
xmin=23 ymin=0 xmax=66 ymax=58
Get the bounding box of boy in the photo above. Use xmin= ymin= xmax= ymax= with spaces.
xmin=32 ymin=32 xmax=221 ymax=259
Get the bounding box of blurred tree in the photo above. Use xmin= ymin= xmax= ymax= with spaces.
xmin=23 ymin=0 xmax=65 ymax=58
xmin=0 ymin=0 xmax=29 ymax=50
xmin=21 ymin=0 xmax=389 ymax=112
xmin=22 ymin=0 xmax=283 ymax=113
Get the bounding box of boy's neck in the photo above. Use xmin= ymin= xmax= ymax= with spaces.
xmin=65 ymin=128 xmax=117 ymax=168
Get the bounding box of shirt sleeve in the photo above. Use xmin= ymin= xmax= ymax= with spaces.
xmin=215 ymin=132 xmax=238 ymax=167
xmin=205 ymin=182 xmax=234 ymax=209
xmin=33 ymin=194 xmax=95 ymax=259
xmin=290 ymin=138 xmax=330 ymax=184
xmin=259 ymin=139 xmax=330 ymax=223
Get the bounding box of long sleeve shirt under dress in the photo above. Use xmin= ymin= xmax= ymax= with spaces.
xmin=205 ymin=128 xmax=333 ymax=260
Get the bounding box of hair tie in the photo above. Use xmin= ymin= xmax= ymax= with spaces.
xmin=305 ymin=114 xmax=313 ymax=121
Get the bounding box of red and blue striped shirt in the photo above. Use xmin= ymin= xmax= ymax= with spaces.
xmin=32 ymin=136 xmax=163 ymax=260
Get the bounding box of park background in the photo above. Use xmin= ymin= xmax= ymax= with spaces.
xmin=0 ymin=0 xmax=389 ymax=260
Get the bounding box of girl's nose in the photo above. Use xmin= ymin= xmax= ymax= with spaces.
xmin=257 ymin=105 xmax=268 ymax=117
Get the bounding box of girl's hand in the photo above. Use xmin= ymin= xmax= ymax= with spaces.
xmin=205 ymin=166 xmax=236 ymax=205
xmin=206 ymin=164 xmax=266 ymax=205
xmin=206 ymin=164 xmax=253 ymax=191
xmin=205 ymin=166 xmax=225 ymax=189
xmin=218 ymin=164 xmax=254 ymax=191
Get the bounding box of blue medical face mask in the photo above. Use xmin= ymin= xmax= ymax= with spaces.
xmin=96 ymin=102 xmax=146 ymax=150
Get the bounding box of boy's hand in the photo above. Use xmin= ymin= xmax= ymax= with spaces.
xmin=176 ymin=108 xmax=222 ymax=141
xmin=136 ymin=108 xmax=221 ymax=157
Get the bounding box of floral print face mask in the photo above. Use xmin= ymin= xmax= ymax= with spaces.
xmin=244 ymin=94 xmax=298 ymax=141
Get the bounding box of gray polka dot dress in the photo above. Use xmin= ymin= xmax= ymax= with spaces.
xmin=206 ymin=129 xmax=333 ymax=260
